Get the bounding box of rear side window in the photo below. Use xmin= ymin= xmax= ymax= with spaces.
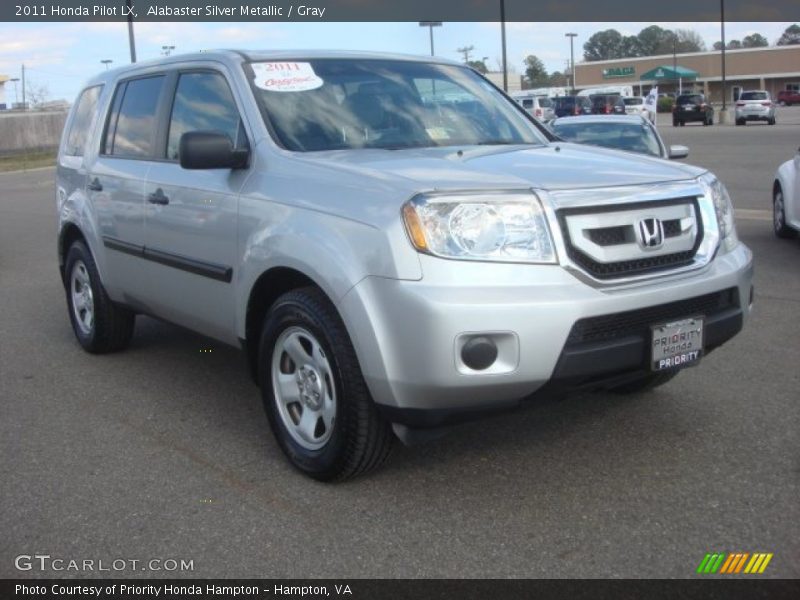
xmin=104 ymin=75 xmax=166 ymax=158
xmin=538 ymin=97 xmax=552 ymax=108
xmin=166 ymin=72 xmax=243 ymax=160
xmin=64 ymin=85 xmax=102 ymax=156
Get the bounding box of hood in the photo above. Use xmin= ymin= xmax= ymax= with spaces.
xmin=295 ymin=142 xmax=706 ymax=193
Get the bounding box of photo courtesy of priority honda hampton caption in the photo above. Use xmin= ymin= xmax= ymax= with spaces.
xmin=56 ymin=50 xmax=753 ymax=480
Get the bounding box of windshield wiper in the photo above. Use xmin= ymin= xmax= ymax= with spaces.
xmin=476 ymin=140 xmax=530 ymax=146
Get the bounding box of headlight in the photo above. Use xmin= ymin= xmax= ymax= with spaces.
xmin=700 ymin=173 xmax=738 ymax=253
xmin=402 ymin=191 xmax=556 ymax=263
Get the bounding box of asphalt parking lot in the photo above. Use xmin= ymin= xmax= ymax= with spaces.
xmin=1 ymin=108 xmax=798 ymax=579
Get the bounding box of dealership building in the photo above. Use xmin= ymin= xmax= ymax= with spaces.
xmin=574 ymin=44 xmax=800 ymax=103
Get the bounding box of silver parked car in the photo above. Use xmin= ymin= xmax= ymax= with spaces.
xmin=735 ymin=90 xmax=776 ymax=126
xmin=56 ymin=51 xmax=753 ymax=480
xmin=772 ymin=147 xmax=800 ymax=238
xmin=549 ymin=115 xmax=688 ymax=160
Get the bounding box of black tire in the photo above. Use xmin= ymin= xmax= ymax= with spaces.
xmin=64 ymin=240 xmax=135 ymax=353
xmin=608 ymin=370 xmax=680 ymax=394
xmin=773 ymin=184 xmax=798 ymax=239
xmin=736 ymin=119 xmax=744 ymax=126
xmin=769 ymin=117 xmax=776 ymax=126
xmin=679 ymin=121 xmax=685 ymax=126
xmin=258 ymin=287 xmax=393 ymax=481
xmin=672 ymin=119 xmax=678 ymax=127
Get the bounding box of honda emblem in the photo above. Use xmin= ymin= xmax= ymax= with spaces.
xmin=637 ymin=218 xmax=664 ymax=249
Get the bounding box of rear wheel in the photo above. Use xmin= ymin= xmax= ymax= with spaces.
xmin=679 ymin=121 xmax=685 ymax=127
xmin=64 ymin=241 xmax=135 ymax=353
xmin=258 ymin=287 xmax=393 ymax=481
xmin=608 ymin=370 xmax=679 ymax=394
xmin=773 ymin=185 xmax=797 ymax=239
xmin=736 ymin=119 xmax=744 ymax=126
xmin=769 ymin=117 xmax=776 ymax=125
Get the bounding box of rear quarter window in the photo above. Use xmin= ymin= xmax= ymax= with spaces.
xmin=64 ymin=85 xmax=103 ymax=157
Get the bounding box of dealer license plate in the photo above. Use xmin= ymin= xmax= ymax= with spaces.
xmin=651 ymin=317 xmax=704 ymax=371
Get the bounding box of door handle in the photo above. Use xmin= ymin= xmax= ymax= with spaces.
xmin=147 ymin=188 xmax=169 ymax=205
xmin=88 ymin=177 xmax=103 ymax=192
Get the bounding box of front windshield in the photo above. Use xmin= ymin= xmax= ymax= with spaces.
xmin=552 ymin=121 xmax=662 ymax=157
xmin=248 ymin=59 xmax=548 ymax=151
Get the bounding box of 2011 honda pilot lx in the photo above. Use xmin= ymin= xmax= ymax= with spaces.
xmin=56 ymin=51 xmax=753 ymax=480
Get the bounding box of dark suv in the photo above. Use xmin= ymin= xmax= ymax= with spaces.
xmin=777 ymin=90 xmax=800 ymax=106
xmin=590 ymin=94 xmax=625 ymax=115
xmin=673 ymin=93 xmax=714 ymax=126
xmin=552 ymin=95 xmax=592 ymax=117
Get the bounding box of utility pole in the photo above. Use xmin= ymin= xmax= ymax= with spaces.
xmin=127 ymin=0 xmax=137 ymax=63
xmin=21 ymin=64 xmax=26 ymax=110
xmin=456 ymin=45 xmax=474 ymax=63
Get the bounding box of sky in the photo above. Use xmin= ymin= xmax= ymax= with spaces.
xmin=0 ymin=21 xmax=796 ymax=103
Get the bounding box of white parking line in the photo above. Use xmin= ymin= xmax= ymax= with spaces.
xmin=735 ymin=209 xmax=772 ymax=221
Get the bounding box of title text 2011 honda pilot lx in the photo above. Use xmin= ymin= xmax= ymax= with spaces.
xmin=56 ymin=51 xmax=753 ymax=480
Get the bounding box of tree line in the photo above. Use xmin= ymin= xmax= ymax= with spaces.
xmin=519 ymin=24 xmax=800 ymax=86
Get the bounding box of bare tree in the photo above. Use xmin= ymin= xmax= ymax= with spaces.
xmin=25 ymin=80 xmax=50 ymax=108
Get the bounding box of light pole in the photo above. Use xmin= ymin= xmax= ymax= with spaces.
xmin=720 ymin=0 xmax=727 ymax=111
xmin=565 ymin=33 xmax=577 ymax=95
xmin=500 ymin=0 xmax=507 ymax=91
xmin=101 ymin=59 xmax=113 ymax=70
xmin=418 ymin=22 xmax=442 ymax=56
xmin=126 ymin=0 xmax=136 ymax=63
xmin=9 ymin=77 xmax=20 ymax=106
xmin=161 ymin=45 xmax=176 ymax=57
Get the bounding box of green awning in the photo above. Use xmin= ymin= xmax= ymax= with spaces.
xmin=640 ymin=65 xmax=699 ymax=81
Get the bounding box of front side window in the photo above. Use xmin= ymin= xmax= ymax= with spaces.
xmin=105 ymin=76 xmax=166 ymax=158
xmin=65 ymin=85 xmax=102 ymax=156
xmin=166 ymin=72 xmax=243 ymax=160
xmin=249 ymin=59 xmax=548 ymax=152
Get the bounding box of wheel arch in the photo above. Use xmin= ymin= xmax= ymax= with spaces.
xmin=242 ymin=266 xmax=334 ymax=384
xmin=58 ymin=222 xmax=89 ymax=286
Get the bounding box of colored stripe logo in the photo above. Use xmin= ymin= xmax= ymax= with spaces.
xmin=697 ymin=552 xmax=773 ymax=574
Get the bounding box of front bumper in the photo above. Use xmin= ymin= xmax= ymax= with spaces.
xmin=339 ymin=243 xmax=753 ymax=424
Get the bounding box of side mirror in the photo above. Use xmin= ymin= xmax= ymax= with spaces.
xmin=668 ymin=144 xmax=689 ymax=160
xmin=179 ymin=131 xmax=249 ymax=170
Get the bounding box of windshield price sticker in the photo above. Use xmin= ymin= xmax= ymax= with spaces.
xmin=252 ymin=62 xmax=324 ymax=93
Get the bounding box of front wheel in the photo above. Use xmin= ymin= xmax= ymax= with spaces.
xmin=774 ymin=185 xmax=797 ymax=239
xmin=64 ymin=241 xmax=135 ymax=353
xmin=258 ymin=287 xmax=393 ymax=481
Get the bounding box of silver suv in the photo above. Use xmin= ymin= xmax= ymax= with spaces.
xmin=56 ymin=51 xmax=753 ymax=480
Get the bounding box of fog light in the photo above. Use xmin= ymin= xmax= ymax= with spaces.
xmin=460 ymin=336 xmax=498 ymax=371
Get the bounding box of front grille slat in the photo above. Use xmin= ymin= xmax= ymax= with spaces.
xmin=567 ymin=289 xmax=738 ymax=345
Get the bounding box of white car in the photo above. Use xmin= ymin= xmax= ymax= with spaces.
xmin=515 ymin=95 xmax=555 ymax=121
xmin=622 ymin=96 xmax=654 ymax=121
xmin=773 ymin=148 xmax=800 ymax=238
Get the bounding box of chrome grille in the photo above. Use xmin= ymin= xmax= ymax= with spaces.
xmin=557 ymin=197 xmax=703 ymax=280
